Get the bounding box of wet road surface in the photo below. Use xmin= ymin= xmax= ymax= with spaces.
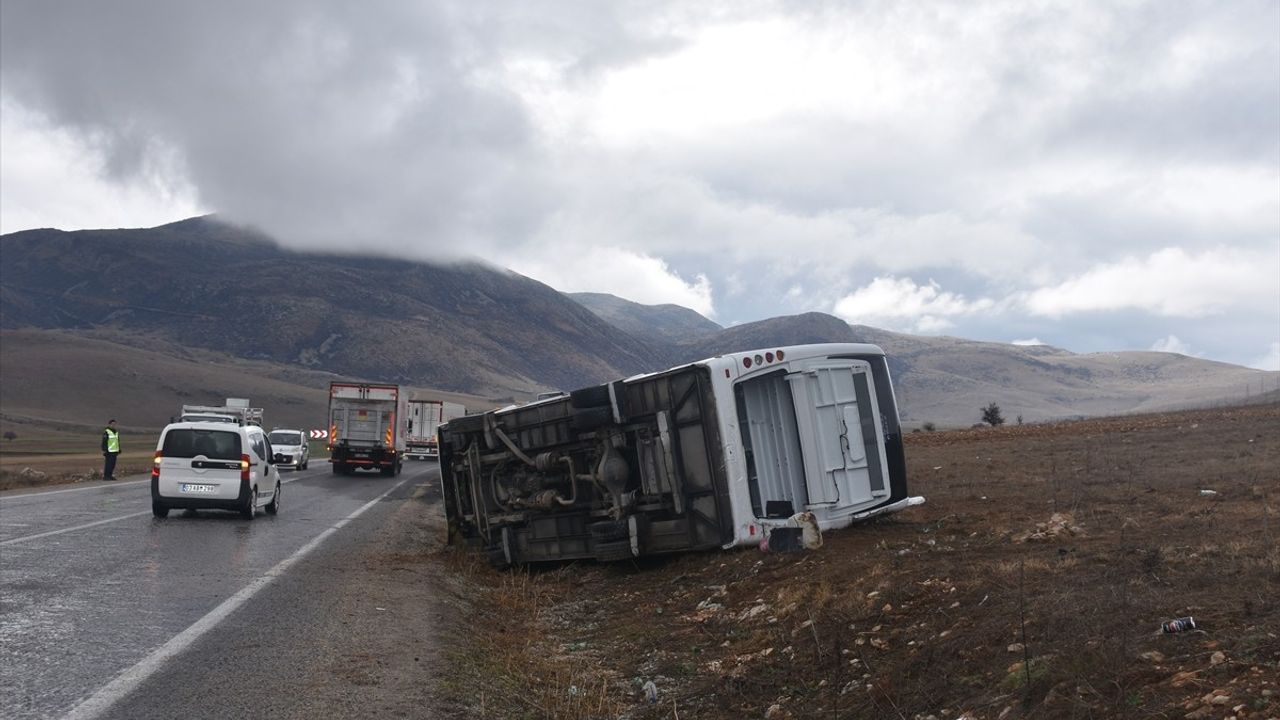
xmin=0 ymin=461 xmax=438 ymax=719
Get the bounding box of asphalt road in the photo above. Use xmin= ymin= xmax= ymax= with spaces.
xmin=0 ymin=460 xmax=440 ymax=720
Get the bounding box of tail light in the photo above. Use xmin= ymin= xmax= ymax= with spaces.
xmin=152 ymin=451 xmax=162 ymax=480
xmin=240 ymin=454 xmax=251 ymax=481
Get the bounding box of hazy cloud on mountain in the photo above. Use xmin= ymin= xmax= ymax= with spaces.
xmin=1 ymin=0 xmax=1276 ymax=367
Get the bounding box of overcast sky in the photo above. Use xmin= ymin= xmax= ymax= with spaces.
xmin=2 ymin=1 xmax=1277 ymax=369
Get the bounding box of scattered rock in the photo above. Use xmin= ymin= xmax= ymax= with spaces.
xmin=1210 ymin=651 xmax=1226 ymax=666
xmin=1139 ymin=650 xmax=1165 ymax=663
xmin=1007 ymin=643 xmax=1025 ymax=653
xmin=765 ymin=703 xmax=784 ymax=719
xmin=1020 ymin=512 xmax=1085 ymax=542
xmin=642 ymin=680 xmax=658 ymax=704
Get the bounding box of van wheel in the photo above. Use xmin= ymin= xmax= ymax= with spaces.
xmin=241 ymin=489 xmax=257 ymax=520
xmin=265 ymin=483 xmax=280 ymax=515
xmin=152 ymin=501 xmax=169 ymax=518
xmin=331 ymin=463 xmax=342 ymax=475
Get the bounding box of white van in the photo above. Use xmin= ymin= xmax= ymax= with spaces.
xmin=267 ymin=428 xmax=310 ymax=470
xmin=152 ymin=421 xmax=282 ymax=519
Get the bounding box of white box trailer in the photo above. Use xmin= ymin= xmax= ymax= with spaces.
xmin=328 ymin=383 xmax=407 ymax=476
xmin=405 ymin=399 xmax=467 ymax=460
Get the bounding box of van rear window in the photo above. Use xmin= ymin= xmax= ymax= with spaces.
xmin=162 ymin=429 xmax=242 ymax=460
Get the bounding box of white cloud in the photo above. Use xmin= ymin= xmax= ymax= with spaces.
xmin=1011 ymin=338 xmax=1045 ymax=346
xmin=506 ymin=244 xmax=714 ymax=318
xmin=2 ymin=1 xmax=1277 ymax=368
xmin=1024 ymin=247 xmax=1278 ymax=318
xmin=832 ymin=277 xmax=997 ymax=334
xmin=1150 ymin=334 xmax=1193 ymax=355
xmin=1250 ymin=342 xmax=1280 ymax=371
xmin=0 ymin=96 xmax=203 ymax=233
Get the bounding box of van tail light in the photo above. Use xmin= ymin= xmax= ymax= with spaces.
xmin=240 ymin=454 xmax=251 ymax=482
xmin=152 ymin=452 xmax=162 ymax=480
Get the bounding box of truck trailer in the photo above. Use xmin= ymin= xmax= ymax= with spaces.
xmin=328 ymin=383 xmax=406 ymax=476
xmin=439 ymin=343 xmax=923 ymax=566
xmin=405 ymin=399 xmax=467 ymax=459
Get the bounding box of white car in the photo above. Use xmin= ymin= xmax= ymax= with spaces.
xmin=152 ymin=421 xmax=281 ymax=519
xmin=267 ymin=428 xmax=310 ymax=470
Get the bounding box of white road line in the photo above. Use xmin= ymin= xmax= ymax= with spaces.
xmin=0 ymin=479 xmax=149 ymax=501
xmin=62 ymin=475 xmax=412 ymax=720
xmin=0 ymin=511 xmax=153 ymax=547
xmin=0 ymin=476 xmax=310 ymax=546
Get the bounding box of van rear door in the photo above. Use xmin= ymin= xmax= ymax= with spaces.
xmin=786 ymin=360 xmax=890 ymax=511
xmin=159 ymin=428 xmax=243 ymax=489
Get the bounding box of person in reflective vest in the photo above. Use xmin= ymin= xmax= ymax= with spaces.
xmin=102 ymin=419 xmax=121 ymax=481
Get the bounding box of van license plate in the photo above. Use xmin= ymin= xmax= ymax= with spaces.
xmin=180 ymin=484 xmax=215 ymax=493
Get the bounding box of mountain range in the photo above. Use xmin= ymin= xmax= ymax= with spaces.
xmin=2 ymin=216 xmax=1275 ymax=429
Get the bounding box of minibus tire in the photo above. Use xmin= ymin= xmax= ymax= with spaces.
xmin=487 ymin=546 xmax=511 ymax=570
xmin=594 ymin=540 xmax=633 ymax=562
xmin=569 ymin=385 xmax=611 ymax=409
xmin=446 ymin=414 xmax=486 ymax=434
xmin=589 ymin=520 xmax=628 ymax=541
xmin=569 ymin=406 xmax=612 ymax=431
xmin=152 ymin=501 xmax=169 ymax=518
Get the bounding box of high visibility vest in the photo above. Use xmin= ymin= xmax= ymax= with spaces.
xmin=105 ymin=428 xmax=121 ymax=453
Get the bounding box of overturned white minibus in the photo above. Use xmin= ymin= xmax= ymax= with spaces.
xmin=439 ymin=343 xmax=923 ymax=565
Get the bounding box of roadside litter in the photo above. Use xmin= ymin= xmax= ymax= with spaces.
xmin=1161 ymin=616 xmax=1196 ymax=634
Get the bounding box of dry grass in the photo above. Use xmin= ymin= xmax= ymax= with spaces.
xmin=436 ymin=402 xmax=1280 ymax=719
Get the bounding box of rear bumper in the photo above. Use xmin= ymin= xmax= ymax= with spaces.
xmin=406 ymin=443 xmax=438 ymax=458
xmin=152 ymin=476 xmax=251 ymax=509
xmin=329 ymin=446 xmax=399 ymax=467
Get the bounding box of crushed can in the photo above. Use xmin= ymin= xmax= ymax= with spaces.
xmin=1161 ymin=616 xmax=1196 ymax=633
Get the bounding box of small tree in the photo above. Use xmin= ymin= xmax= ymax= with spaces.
xmin=1016 ymin=414 xmax=1024 ymax=425
xmin=2 ymin=431 xmax=15 ymax=441
xmin=981 ymin=402 xmax=1005 ymax=427
xmin=922 ymin=421 xmax=937 ymax=432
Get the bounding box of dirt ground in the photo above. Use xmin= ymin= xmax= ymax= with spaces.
xmin=430 ymin=402 xmax=1280 ymax=720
